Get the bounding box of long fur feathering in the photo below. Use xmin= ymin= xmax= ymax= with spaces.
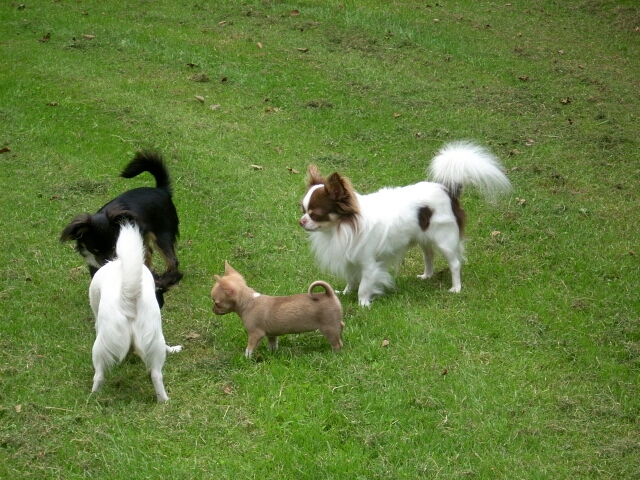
xmin=115 ymin=223 xmax=144 ymax=321
xmin=428 ymin=141 xmax=512 ymax=201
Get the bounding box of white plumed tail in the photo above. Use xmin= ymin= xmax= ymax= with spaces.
xmin=428 ymin=141 xmax=511 ymax=201
xmin=114 ymin=223 xmax=144 ymax=320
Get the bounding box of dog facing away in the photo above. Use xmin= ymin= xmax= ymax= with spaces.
xmin=299 ymin=141 xmax=511 ymax=307
xmin=89 ymin=223 xmax=182 ymax=402
xmin=60 ymin=151 xmax=183 ymax=293
xmin=211 ymin=262 xmax=344 ymax=358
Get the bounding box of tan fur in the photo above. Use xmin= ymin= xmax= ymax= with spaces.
xmin=211 ymin=261 xmax=344 ymax=358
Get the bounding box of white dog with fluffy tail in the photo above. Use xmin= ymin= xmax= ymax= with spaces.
xmin=89 ymin=223 xmax=182 ymax=402
xmin=300 ymin=141 xmax=512 ymax=306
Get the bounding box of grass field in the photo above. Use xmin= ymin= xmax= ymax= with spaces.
xmin=1 ymin=1 xmax=639 ymax=478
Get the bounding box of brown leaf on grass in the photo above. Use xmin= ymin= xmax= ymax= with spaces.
xmin=219 ymin=21 xmax=227 ymax=26
xmin=15 ymin=404 xmax=22 ymax=413
xmin=393 ymin=112 xmax=402 ymax=118
xmin=560 ymin=97 xmax=571 ymax=104
xmin=441 ymin=368 xmax=448 ymax=376
xmin=222 ymin=385 xmax=233 ymax=395
xmin=516 ymin=197 xmax=526 ymax=206
xmin=221 ymin=76 xmax=228 ymax=82
xmin=290 ymin=9 xmax=300 ymax=16
xmin=491 ymin=231 xmax=502 ymax=237
xmin=558 ymin=49 xmax=564 ymax=54
xmin=186 ymin=62 xmax=198 ymax=68
xmin=82 ymin=34 xmax=95 ymax=40
xmin=257 ymin=42 xmax=263 ymax=49
xmin=518 ymin=75 xmax=529 ymax=81
xmin=210 ymin=104 xmax=221 ymax=110
xmin=250 ymin=164 xmax=264 ymax=171
xmin=185 ymin=332 xmax=201 ymax=340
xmin=194 ymin=95 xmax=205 ymax=103
xmin=297 ymin=47 xmax=309 ymax=53
xmin=47 ymin=102 xmax=59 ymax=106
xmin=287 ymin=167 xmax=300 ymax=174
xmin=39 ymin=33 xmax=51 ymax=43
xmin=381 ymin=338 xmax=390 ymax=347
xmin=0 ymin=147 xmax=11 ymax=154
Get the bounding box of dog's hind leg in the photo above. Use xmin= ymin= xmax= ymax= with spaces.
xmin=417 ymin=242 xmax=435 ymax=280
xmin=149 ymin=366 xmax=169 ymax=403
xmin=154 ymin=233 xmax=182 ymax=280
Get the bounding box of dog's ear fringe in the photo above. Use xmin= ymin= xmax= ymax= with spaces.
xmin=307 ymin=164 xmax=324 ymax=187
xmin=60 ymin=213 xmax=93 ymax=241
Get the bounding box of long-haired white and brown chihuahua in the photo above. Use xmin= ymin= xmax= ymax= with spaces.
xmin=299 ymin=141 xmax=511 ymax=307
xmin=89 ymin=222 xmax=182 ymax=402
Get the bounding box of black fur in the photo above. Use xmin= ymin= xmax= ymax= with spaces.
xmin=60 ymin=151 xmax=183 ymax=297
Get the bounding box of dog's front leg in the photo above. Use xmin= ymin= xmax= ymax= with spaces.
xmin=245 ymin=331 xmax=265 ymax=358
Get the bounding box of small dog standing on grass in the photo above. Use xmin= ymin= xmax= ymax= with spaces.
xmin=299 ymin=141 xmax=512 ymax=306
xmin=89 ymin=223 xmax=182 ymax=403
xmin=60 ymin=151 xmax=183 ymax=294
xmin=211 ymin=262 xmax=344 ymax=358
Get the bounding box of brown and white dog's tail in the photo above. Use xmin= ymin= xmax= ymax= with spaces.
xmin=308 ymin=280 xmax=336 ymax=297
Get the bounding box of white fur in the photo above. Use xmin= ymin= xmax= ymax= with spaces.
xmin=89 ymin=223 xmax=182 ymax=402
xmin=302 ymin=142 xmax=511 ymax=307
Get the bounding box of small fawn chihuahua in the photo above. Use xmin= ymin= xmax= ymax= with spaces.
xmin=211 ymin=262 xmax=344 ymax=357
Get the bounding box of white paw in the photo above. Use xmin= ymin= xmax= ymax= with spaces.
xmin=244 ymin=349 xmax=253 ymax=358
xmin=417 ymin=273 xmax=432 ymax=280
xmin=358 ymin=298 xmax=372 ymax=307
xmin=448 ymin=286 xmax=461 ymax=293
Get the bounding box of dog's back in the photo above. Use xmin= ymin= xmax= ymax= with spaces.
xmin=89 ymin=223 xmax=178 ymax=402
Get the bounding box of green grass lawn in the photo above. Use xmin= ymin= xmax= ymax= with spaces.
xmin=1 ymin=1 xmax=639 ymax=478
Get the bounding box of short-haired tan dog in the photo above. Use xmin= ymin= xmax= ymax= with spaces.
xmin=211 ymin=262 xmax=344 ymax=358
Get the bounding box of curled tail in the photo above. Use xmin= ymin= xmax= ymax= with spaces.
xmin=115 ymin=223 xmax=145 ymax=320
xmin=120 ymin=151 xmax=172 ymax=194
xmin=308 ymin=280 xmax=336 ymax=297
xmin=428 ymin=141 xmax=511 ymax=201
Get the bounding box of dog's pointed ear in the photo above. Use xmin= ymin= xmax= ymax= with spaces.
xmin=307 ymin=164 xmax=324 ymax=187
xmin=214 ymin=274 xmax=222 ymax=282
xmin=224 ymin=261 xmax=238 ymax=276
xmin=325 ymin=172 xmax=350 ymax=201
xmin=60 ymin=213 xmax=92 ymax=241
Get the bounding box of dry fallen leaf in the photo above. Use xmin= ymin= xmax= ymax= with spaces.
xmin=441 ymin=368 xmax=448 ymax=376
xmin=491 ymin=231 xmax=502 ymax=237
xmin=194 ymin=95 xmax=205 ymax=103
xmin=393 ymin=112 xmax=402 ymax=118
xmin=47 ymin=102 xmax=59 ymax=107
xmin=381 ymin=338 xmax=390 ymax=347
xmin=210 ymin=104 xmax=221 ymax=110
xmin=82 ymin=34 xmax=95 ymax=40
xmin=250 ymin=164 xmax=264 ymax=171
xmin=222 ymin=385 xmax=233 ymax=395
xmin=257 ymin=42 xmax=263 ymax=49
xmin=15 ymin=404 xmax=22 ymax=413
xmin=297 ymin=47 xmax=309 ymax=53
xmin=518 ymin=75 xmax=529 ymax=81
xmin=517 ymin=197 xmax=526 ymax=205
xmin=39 ymin=33 xmax=51 ymax=43
xmin=287 ymin=167 xmax=300 ymax=174
xmin=185 ymin=332 xmax=201 ymax=340
xmin=0 ymin=147 xmax=11 ymax=154
xmin=290 ymin=9 xmax=300 ymax=16
xmin=560 ymin=97 xmax=571 ymax=104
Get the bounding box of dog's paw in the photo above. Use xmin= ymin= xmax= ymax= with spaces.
xmin=167 ymin=344 xmax=183 ymax=353
xmin=448 ymin=286 xmax=461 ymax=293
xmin=417 ymin=273 xmax=432 ymax=280
xmin=358 ymin=298 xmax=372 ymax=307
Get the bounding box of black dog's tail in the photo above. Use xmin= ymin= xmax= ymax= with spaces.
xmin=120 ymin=151 xmax=172 ymax=194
